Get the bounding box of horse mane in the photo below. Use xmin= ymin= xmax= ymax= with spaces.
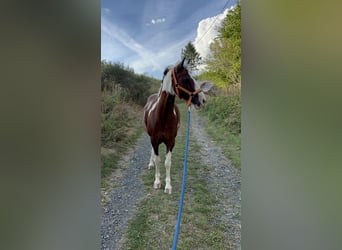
xmin=162 ymin=59 xmax=189 ymax=79
xmin=163 ymin=67 xmax=170 ymax=77
xmin=160 ymin=60 xmax=190 ymax=96
xmin=161 ymin=66 xmax=174 ymax=95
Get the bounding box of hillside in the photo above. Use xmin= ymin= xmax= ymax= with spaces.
xmin=101 ymin=61 xmax=160 ymax=179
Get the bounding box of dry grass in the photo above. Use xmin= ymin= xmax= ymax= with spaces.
xmin=101 ymin=101 xmax=143 ymax=177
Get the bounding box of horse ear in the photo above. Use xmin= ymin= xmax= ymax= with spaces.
xmin=181 ymin=57 xmax=186 ymax=67
xmin=176 ymin=57 xmax=186 ymax=71
xmin=199 ymin=81 xmax=213 ymax=92
xmin=181 ymin=58 xmax=191 ymax=68
xmin=182 ymin=58 xmax=191 ymax=69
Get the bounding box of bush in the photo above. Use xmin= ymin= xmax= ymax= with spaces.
xmin=101 ymin=61 xmax=160 ymax=106
xmin=101 ymin=102 xmax=134 ymax=147
xmin=201 ymin=95 xmax=241 ymax=134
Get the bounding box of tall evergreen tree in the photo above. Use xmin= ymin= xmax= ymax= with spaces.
xmin=181 ymin=42 xmax=202 ymax=72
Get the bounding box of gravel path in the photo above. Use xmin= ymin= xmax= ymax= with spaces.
xmin=101 ymin=134 xmax=150 ymax=250
xmin=101 ymin=110 xmax=241 ymax=250
xmin=191 ymin=110 xmax=241 ymax=249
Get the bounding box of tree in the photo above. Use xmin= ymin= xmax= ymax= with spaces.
xmin=204 ymin=4 xmax=241 ymax=94
xmin=181 ymin=42 xmax=202 ymax=72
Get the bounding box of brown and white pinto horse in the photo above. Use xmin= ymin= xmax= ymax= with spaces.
xmin=143 ymin=59 xmax=211 ymax=194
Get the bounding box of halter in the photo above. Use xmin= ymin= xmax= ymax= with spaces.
xmin=171 ymin=67 xmax=202 ymax=106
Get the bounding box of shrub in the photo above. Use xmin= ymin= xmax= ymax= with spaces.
xmin=201 ymin=95 xmax=241 ymax=134
xmin=101 ymin=61 xmax=160 ymax=106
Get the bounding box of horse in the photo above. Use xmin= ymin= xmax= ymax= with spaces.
xmin=143 ymin=58 xmax=212 ymax=194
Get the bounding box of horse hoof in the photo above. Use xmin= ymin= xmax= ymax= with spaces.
xmin=164 ymin=188 xmax=172 ymax=194
xmin=153 ymin=182 xmax=161 ymax=189
xmin=148 ymin=164 xmax=153 ymax=169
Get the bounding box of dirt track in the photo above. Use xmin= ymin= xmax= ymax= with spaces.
xmin=191 ymin=111 xmax=241 ymax=249
xmin=101 ymin=110 xmax=241 ymax=249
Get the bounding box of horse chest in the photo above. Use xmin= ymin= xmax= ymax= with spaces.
xmin=149 ymin=112 xmax=178 ymax=135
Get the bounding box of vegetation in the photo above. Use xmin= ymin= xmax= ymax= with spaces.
xmin=101 ymin=61 xmax=160 ymax=179
xmin=201 ymin=95 xmax=240 ymax=135
xmin=101 ymin=61 xmax=159 ymax=106
xmin=102 ymin=3 xmax=242 ymax=247
xmin=197 ymin=4 xmax=241 ymax=168
xmin=200 ymin=95 xmax=241 ymax=168
xmin=181 ymin=42 xmax=202 ymax=72
xmin=198 ymin=4 xmax=241 ymax=95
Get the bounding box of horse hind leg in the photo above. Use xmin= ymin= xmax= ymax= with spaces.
xmin=164 ymin=151 xmax=172 ymax=194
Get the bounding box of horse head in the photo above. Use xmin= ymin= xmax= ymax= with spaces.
xmin=171 ymin=58 xmax=212 ymax=109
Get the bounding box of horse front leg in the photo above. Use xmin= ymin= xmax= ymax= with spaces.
xmin=152 ymin=149 xmax=161 ymax=189
xmin=148 ymin=147 xmax=154 ymax=169
xmin=164 ymin=151 xmax=172 ymax=194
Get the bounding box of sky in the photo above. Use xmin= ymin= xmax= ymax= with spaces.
xmin=101 ymin=0 xmax=237 ymax=79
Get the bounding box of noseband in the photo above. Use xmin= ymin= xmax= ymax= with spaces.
xmin=171 ymin=67 xmax=202 ymax=107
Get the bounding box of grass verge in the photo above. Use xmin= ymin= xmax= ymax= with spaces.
xmin=101 ymin=102 xmax=144 ymax=186
xmin=198 ymin=114 xmax=240 ymax=169
xmin=199 ymin=95 xmax=241 ymax=169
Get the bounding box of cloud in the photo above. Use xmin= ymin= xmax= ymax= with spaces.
xmin=129 ymin=34 xmax=193 ymax=76
xmin=194 ymin=6 xmax=234 ymax=63
xmin=102 ymin=15 xmax=179 ymax=76
xmin=101 ymin=10 xmax=195 ymax=77
xmin=102 ymin=8 xmax=111 ymax=16
xmin=101 ymin=16 xmax=159 ymax=68
xmin=147 ymin=17 xmax=166 ymax=26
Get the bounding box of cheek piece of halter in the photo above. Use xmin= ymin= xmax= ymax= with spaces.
xmin=171 ymin=67 xmax=203 ymax=107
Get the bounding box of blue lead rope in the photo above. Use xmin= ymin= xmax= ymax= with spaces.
xmin=171 ymin=106 xmax=191 ymax=250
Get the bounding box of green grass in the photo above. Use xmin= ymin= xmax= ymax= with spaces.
xmin=199 ymin=116 xmax=241 ymax=169
xmin=199 ymin=95 xmax=241 ymax=169
xmin=101 ymin=154 xmax=119 ymax=180
xmin=122 ymin=103 xmax=228 ymax=250
xmin=101 ymin=125 xmax=143 ymax=180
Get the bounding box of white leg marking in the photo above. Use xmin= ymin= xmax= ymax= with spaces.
xmin=148 ymin=148 xmax=154 ymax=169
xmin=164 ymin=151 xmax=172 ymax=194
xmin=153 ymin=152 xmax=161 ymax=189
